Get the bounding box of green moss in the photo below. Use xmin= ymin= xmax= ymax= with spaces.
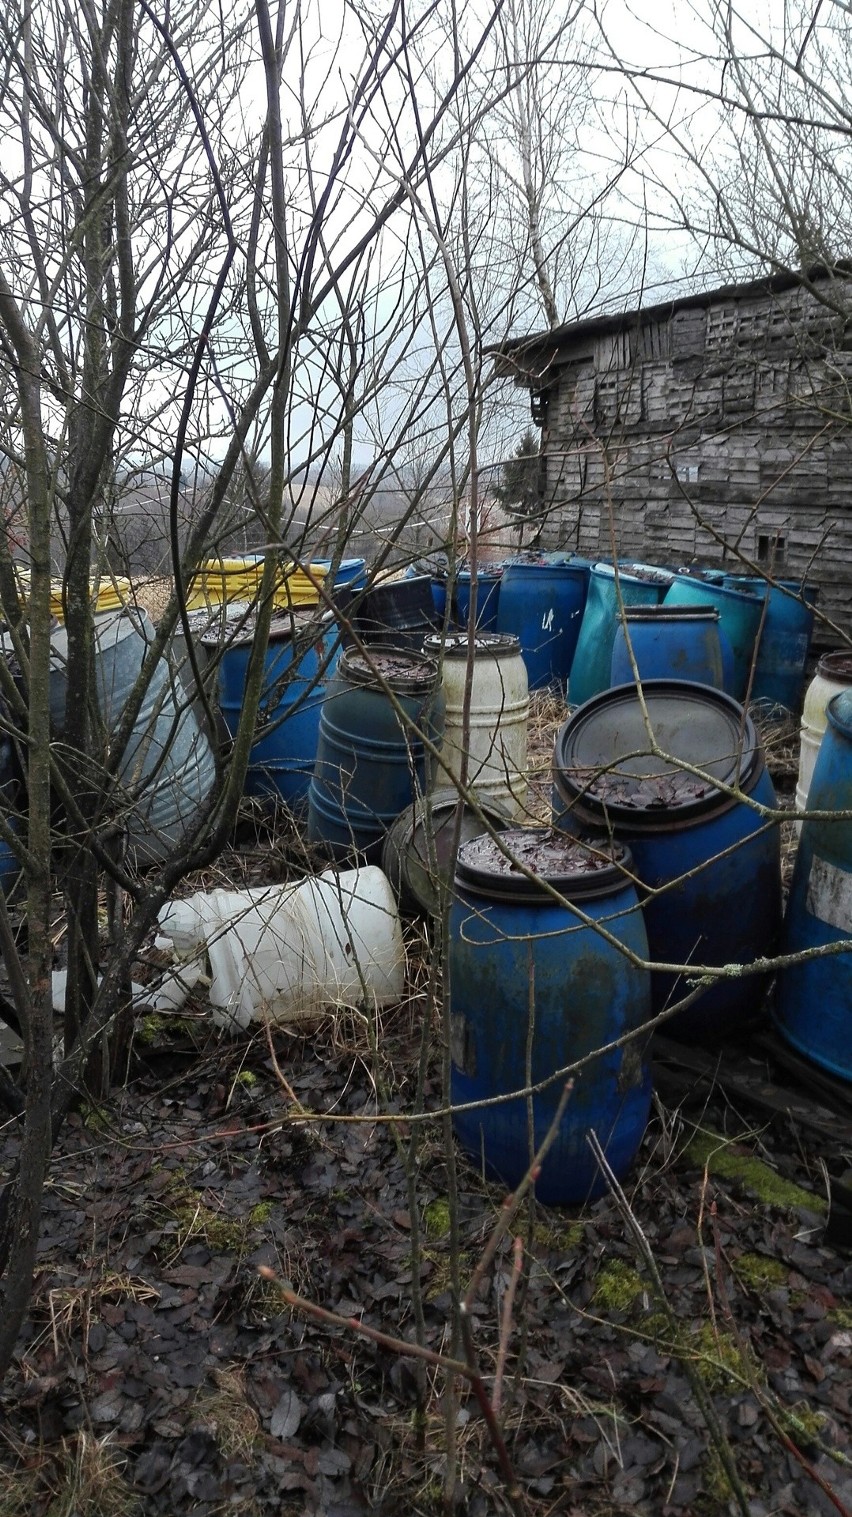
xmin=424 ymin=1198 xmax=452 ymax=1239
xmin=691 ymin=1320 xmax=760 ymax=1392
xmin=592 ymin=1259 xmax=645 ymax=1313
xmin=696 ymin=1448 xmax=740 ymax=1512
xmin=828 ymin=1305 xmax=852 ymax=1330
xmin=534 ymin=1219 xmax=585 ymax=1253
xmin=734 ymin=1252 xmax=789 ymax=1291
xmin=237 ymin=1070 xmax=258 ymax=1088
xmin=137 ymin=1012 xmax=166 ymax=1045
xmin=780 ymin=1401 xmax=829 ymax=1447
xmin=423 ymin=1248 xmax=471 ymax=1302
xmin=160 ymin=1180 xmax=249 ymax=1255
xmin=684 ymin=1130 xmax=827 ymax=1214
xmin=249 ymin=1201 xmax=272 ymax=1225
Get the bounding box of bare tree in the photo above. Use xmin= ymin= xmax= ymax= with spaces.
xmin=0 ymin=0 xmax=522 ymax=1380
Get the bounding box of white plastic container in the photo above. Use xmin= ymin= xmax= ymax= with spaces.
xmin=158 ymin=867 xmax=405 ymax=1031
xmin=797 ymin=652 xmax=852 ymax=815
xmin=424 ymin=633 xmax=529 ymax=817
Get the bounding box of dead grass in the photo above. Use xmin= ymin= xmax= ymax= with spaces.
xmin=193 ymin=1367 xmax=261 ymax=1461
xmin=522 ymin=687 xmax=568 ymax=827
xmin=0 ymin=1431 xmax=141 ymax=1517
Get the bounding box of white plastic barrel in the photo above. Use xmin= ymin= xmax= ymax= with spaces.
xmin=424 ymin=633 xmax=529 ymax=818
xmin=158 ymin=866 xmax=405 ymax=1030
xmin=797 ymin=652 xmax=852 ymax=815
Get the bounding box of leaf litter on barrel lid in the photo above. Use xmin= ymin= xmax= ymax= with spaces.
xmin=571 ymin=763 xmax=712 ymax=811
xmin=460 ymin=827 xmax=625 ymax=877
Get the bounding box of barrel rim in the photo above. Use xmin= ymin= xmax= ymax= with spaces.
xmin=816 ymin=650 xmax=852 ymax=684
xmin=553 ymin=679 xmax=762 ymax=828
xmin=422 ymin=631 xmax=520 ymax=659
xmin=617 ymin=604 xmax=720 ymax=623
xmin=339 ymin=643 xmax=439 ymax=695
xmin=454 ymin=826 xmax=635 ymax=901
xmin=826 ymin=687 xmax=852 ymax=737
xmin=667 ymin=573 xmax=766 ymax=607
xmin=591 ymin=561 xmax=672 ymax=589
xmin=200 ymin=606 xmax=334 ymax=649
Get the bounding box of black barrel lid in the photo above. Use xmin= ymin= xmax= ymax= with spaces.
xmin=817 ymin=651 xmax=852 ymax=684
xmin=455 ymin=827 xmax=633 ymax=900
xmin=422 ymin=632 xmax=520 ymax=659
xmin=553 ymin=680 xmax=760 ymax=825
xmin=341 ymin=644 xmax=438 ymax=694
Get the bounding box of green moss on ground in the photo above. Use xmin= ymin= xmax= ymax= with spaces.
xmin=424 ymin=1198 xmax=451 ymax=1239
xmin=691 ymin=1319 xmax=761 ymax=1391
xmin=734 ymin=1252 xmax=789 ymax=1291
xmin=684 ymin=1130 xmax=826 ymax=1213
xmin=592 ymin=1259 xmax=646 ymax=1312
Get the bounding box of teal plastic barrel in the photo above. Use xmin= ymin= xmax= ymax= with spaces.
xmin=569 ymin=563 xmax=671 ymax=707
xmin=449 ymin=828 xmax=652 ymax=1203
xmin=724 ymin=576 xmax=817 ymax=712
xmin=308 ymin=647 xmax=444 ymax=861
xmin=664 ymin=574 xmax=764 ymax=702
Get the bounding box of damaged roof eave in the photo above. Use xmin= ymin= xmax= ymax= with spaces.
xmin=488 ymin=261 xmax=852 ymax=384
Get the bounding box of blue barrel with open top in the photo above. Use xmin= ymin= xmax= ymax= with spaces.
xmin=610 ymin=604 xmax=724 ymax=689
xmin=449 ymin=827 xmax=652 ymax=1204
xmin=552 ymin=681 xmax=782 ymax=1040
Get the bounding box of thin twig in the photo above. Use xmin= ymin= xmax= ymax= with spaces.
xmin=493 ymin=1234 xmax=523 ymax=1418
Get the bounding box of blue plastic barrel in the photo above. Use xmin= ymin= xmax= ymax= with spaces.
xmin=665 ymin=575 xmax=764 ymax=702
xmin=449 ymin=828 xmax=652 ymax=1203
xmin=610 ymin=605 xmax=723 ymax=688
xmin=308 ymin=647 xmax=444 ymax=861
xmin=454 ymin=568 xmax=503 ymax=631
xmin=309 ymin=557 xmax=367 ymax=593
xmin=776 ymin=688 xmax=852 ymax=1080
xmin=216 ymin=610 xmax=341 ymax=809
xmin=724 ymin=576 xmax=817 ymax=712
xmin=553 ymin=681 xmax=782 ymax=1039
xmin=569 ymin=563 xmax=671 ymax=707
xmin=496 ymin=559 xmax=589 ymax=689
xmin=431 ymin=576 xmax=448 ymax=623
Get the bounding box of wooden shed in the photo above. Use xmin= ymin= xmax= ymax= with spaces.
xmin=493 ymin=267 xmax=852 ymax=637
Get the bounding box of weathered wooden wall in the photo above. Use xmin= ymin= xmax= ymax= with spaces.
xmin=526 ymin=280 xmax=852 ymax=637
